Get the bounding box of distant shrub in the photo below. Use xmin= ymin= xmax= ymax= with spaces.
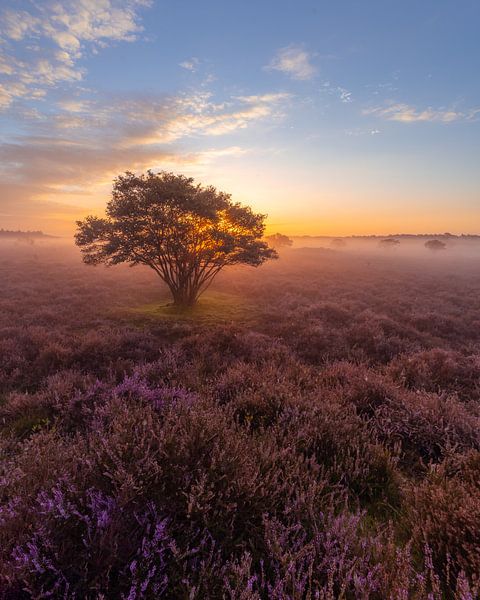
xmin=265 ymin=232 xmax=293 ymax=249
xmin=425 ymin=239 xmax=447 ymax=251
xmin=379 ymin=238 xmax=400 ymax=248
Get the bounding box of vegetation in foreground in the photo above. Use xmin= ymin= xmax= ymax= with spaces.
xmin=1 ymin=241 xmax=480 ymax=598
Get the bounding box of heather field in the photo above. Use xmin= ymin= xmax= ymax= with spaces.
xmin=1 ymin=239 xmax=480 ymax=599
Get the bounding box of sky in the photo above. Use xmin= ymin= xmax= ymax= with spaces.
xmin=0 ymin=0 xmax=479 ymax=236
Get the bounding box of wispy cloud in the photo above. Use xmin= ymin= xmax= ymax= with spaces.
xmin=0 ymin=0 xmax=151 ymax=109
xmin=57 ymin=100 xmax=92 ymax=113
xmin=345 ymin=128 xmax=381 ymax=137
xmin=267 ymin=45 xmax=316 ymax=80
xmin=119 ymin=92 xmax=290 ymax=145
xmin=338 ymin=88 xmax=353 ymax=103
xmin=321 ymin=82 xmax=353 ymax=104
xmin=179 ymin=57 xmax=200 ymax=72
xmin=194 ymin=146 xmax=248 ymax=164
xmin=0 ymin=89 xmax=290 ymax=229
xmin=365 ymin=103 xmax=480 ymax=123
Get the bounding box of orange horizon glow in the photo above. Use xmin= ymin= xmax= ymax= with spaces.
xmin=5 ymin=208 xmax=480 ymax=240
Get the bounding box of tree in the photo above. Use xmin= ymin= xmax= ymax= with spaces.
xmin=379 ymin=238 xmax=400 ymax=248
xmin=75 ymin=171 xmax=277 ymax=308
xmin=330 ymin=237 xmax=346 ymax=248
xmin=265 ymin=232 xmax=293 ymax=249
xmin=425 ymin=239 xmax=446 ymax=251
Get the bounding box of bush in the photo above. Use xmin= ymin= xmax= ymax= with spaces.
xmin=389 ymin=349 xmax=480 ymax=402
xmin=407 ymin=467 xmax=480 ymax=587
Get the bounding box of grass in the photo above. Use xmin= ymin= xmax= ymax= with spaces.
xmin=121 ymin=290 xmax=257 ymax=325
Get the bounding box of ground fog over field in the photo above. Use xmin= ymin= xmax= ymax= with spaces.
xmin=1 ymin=238 xmax=480 ymax=598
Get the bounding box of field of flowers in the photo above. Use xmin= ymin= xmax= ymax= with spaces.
xmin=1 ymin=241 xmax=480 ymax=598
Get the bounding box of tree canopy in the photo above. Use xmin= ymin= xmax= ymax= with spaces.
xmin=265 ymin=232 xmax=293 ymax=249
xmin=379 ymin=238 xmax=400 ymax=248
xmin=75 ymin=171 xmax=277 ymax=307
xmin=425 ymin=239 xmax=446 ymax=251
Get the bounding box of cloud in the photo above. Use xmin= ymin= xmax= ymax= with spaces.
xmin=119 ymin=92 xmax=290 ymax=145
xmin=57 ymin=100 xmax=92 ymax=113
xmin=344 ymin=128 xmax=381 ymax=137
xmin=0 ymin=3 xmax=293 ymax=232
xmin=267 ymin=45 xmax=316 ymax=80
xmin=321 ymin=82 xmax=353 ymax=104
xmin=0 ymin=182 xmax=85 ymax=218
xmin=179 ymin=58 xmax=200 ymax=72
xmin=194 ymin=146 xmax=248 ymax=164
xmin=338 ymin=88 xmax=353 ymax=103
xmin=0 ymin=0 xmax=151 ymax=109
xmin=365 ymin=103 xmax=480 ymax=123
xmin=0 ymin=89 xmax=290 ymax=231
xmin=0 ymin=132 xmax=184 ymax=231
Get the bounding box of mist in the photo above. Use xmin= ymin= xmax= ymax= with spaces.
xmin=1 ymin=0 xmax=480 ymax=593
xmin=2 ymin=221 xmax=480 ymax=596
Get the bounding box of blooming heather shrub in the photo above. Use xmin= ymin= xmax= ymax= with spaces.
xmin=343 ymin=320 xmax=407 ymax=364
xmin=389 ymin=349 xmax=480 ymax=402
xmin=122 ymin=505 xmax=170 ymax=599
xmin=179 ymin=328 xmax=294 ymax=375
xmin=274 ymin=403 xmax=401 ymax=511
xmin=305 ymin=301 xmax=353 ymax=326
xmin=2 ymin=246 xmax=480 ymax=595
xmin=372 ymin=392 xmax=480 ymax=471
xmin=0 ymin=431 xmax=85 ymax=505
xmin=126 ymin=348 xmax=200 ymax=390
xmin=213 ymin=359 xmax=314 ymax=428
xmin=413 ymin=312 xmax=471 ymax=343
xmin=4 ymin=483 xmax=171 ymax=598
xmin=0 ymin=391 xmax=54 ymax=438
xmin=0 ymin=370 xmax=88 ymax=434
xmin=268 ymin=309 xmax=423 ymax=366
xmin=407 ymin=469 xmax=480 ymax=587
xmin=70 ymin=327 xmax=163 ymax=376
xmin=281 ymin=321 xmax=350 ymax=364
xmin=114 ymin=373 xmax=196 ymax=411
xmin=0 ymin=369 xmax=197 ymax=441
xmin=222 ymin=515 xmax=474 ymax=599
xmin=319 ymin=361 xmax=403 ymax=418
xmin=440 ymin=449 xmax=480 ymax=486
xmin=0 ymin=324 xmax=167 ymax=395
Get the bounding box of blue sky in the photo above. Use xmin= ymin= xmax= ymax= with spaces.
xmin=0 ymin=0 xmax=479 ymax=234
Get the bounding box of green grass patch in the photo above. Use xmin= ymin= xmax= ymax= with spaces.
xmin=8 ymin=413 xmax=52 ymax=439
xmin=121 ymin=290 xmax=257 ymax=325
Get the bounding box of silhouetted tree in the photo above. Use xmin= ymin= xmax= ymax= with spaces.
xmin=75 ymin=171 xmax=277 ymax=308
xmin=425 ymin=239 xmax=446 ymax=251
xmin=379 ymin=238 xmax=400 ymax=248
xmin=265 ymin=232 xmax=293 ymax=249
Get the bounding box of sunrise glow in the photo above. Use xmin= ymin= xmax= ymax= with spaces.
xmin=1 ymin=1 xmax=479 ymax=236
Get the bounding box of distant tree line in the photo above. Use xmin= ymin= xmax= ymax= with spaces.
xmin=0 ymin=229 xmax=49 ymax=238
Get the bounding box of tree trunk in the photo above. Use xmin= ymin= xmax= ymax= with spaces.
xmin=171 ymin=285 xmax=199 ymax=309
